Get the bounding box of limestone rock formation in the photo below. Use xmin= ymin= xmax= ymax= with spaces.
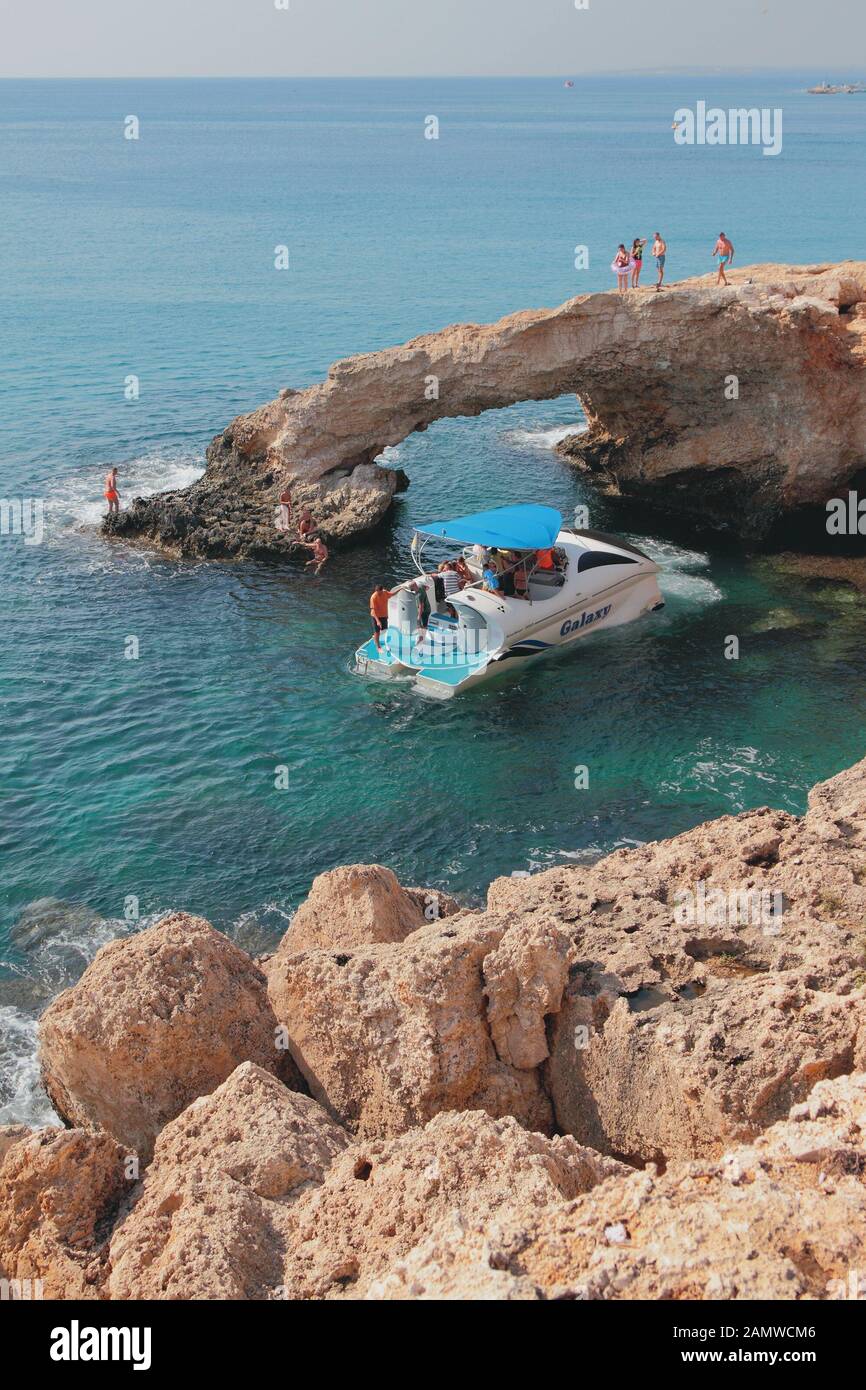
xmin=483 ymin=769 xmax=866 ymax=1161
xmin=366 ymin=1073 xmax=866 ymax=1300
xmin=493 ymin=1072 xmax=866 ymax=1300
xmin=39 ymin=913 xmax=293 ymax=1162
xmin=0 ymin=1127 xmax=128 ymax=1299
xmin=265 ymin=912 xmax=569 ymax=1138
xmin=0 ymin=1125 xmax=31 ymax=1166
xmin=280 ymin=1109 xmax=629 ymax=1299
xmin=107 ymin=1063 xmax=348 ymax=1300
xmin=11 ymin=755 xmax=866 ymax=1300
xmin=277 ymin=863 xmax=457 ymax=955
xmin=104 ymin=262 xmax=866 ymax=555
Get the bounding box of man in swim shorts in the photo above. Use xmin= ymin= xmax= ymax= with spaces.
xmin=652 ymin=232 xmax=667 ymax=290
xmin=369 ymin=583 xmax=395 ymax=650
xmin=104 ymin=467 xmax=120 ymax=514
xmin=713 ymin=232 xmax=735 ymax=285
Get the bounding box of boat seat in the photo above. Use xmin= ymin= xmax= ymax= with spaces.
xmin=532 ymin=570 xmax=565 ymax=587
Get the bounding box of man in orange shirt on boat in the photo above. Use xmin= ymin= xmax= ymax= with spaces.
xmin=369 ymin=583 xmax=395 ymax=649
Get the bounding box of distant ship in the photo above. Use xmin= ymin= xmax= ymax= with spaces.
xmin=808 ymin=81 xmax=865 ymax=94
xmin=563 ymin=80 xmax=574 ymax=89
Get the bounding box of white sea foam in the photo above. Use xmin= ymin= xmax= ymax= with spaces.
xmin=658 ymin=742 xmax=788 ymax=808
xmin=0 ymin=1007 xmax=59 ymax=1127
xmin=635 ymin=535 xmax=722 ymax=606
xmin=505 ymin=423 xmax=588 ymax=450
xmin=48 ymin=450 xmax=205 ymax=536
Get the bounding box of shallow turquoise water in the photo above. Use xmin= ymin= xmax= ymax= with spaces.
xmin=2 ymin=75 xmax=866 ymax=1119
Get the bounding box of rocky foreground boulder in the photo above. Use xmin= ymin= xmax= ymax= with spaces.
xmin=39 ymin=913 xmax=298 ymax=1162
xmin=275 ymin=863 xmax=457 ymax=955
xmin=107 ymin=1063 xmax=349 ymax=1300
xmin=0 ymin=1127 xmax=128 ymax=1298
xmin=4 ymin=754 xmax=865 ymax=1299
xmin=265 ymin=910 xmax=566 ymax=1138
xmin=104 ymin=262 xmax=866 ymax=555
xmin=369 ymin=1074 xmax=866 ymax=1301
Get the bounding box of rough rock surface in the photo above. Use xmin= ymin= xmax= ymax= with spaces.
xmin=280 ymin=1109 xmax=629 ymax=1299
xmin=497 ymin=1072 xmax=866 ymax=1300
xmin=39 ymin=914 xmax=293 ymax=1162
xmin=363 ymin=1073 xmax=866 ymax=1300
xmin=482 ymin=759 xmax=866 ymax=1162
xmin=13 ymin=756 xmax=866 ymax=1300
xmin=265 ymin=912 xmax=568 ymax=1138
xmin=104 ymin=262 xmax=866 ymax=555
xmin=0 ymin=1125 xmax=31 ymax=1166
xmin=0 ymin=1127 xmax=128 ymax=1299
xmin=277 ymin=864 xmax=457 ymax=955
xmin=107 ymin=1063 xmax=348 ymax=1300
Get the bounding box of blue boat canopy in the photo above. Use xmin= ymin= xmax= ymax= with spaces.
xmin=416 ymin=504 xmax=562 ymax=551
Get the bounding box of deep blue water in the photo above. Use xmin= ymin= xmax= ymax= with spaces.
xmin=2 ymin=74 xmax=866 ymax=1120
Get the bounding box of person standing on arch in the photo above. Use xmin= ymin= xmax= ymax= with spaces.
xmin=652 ymin=231 xmax=667 ymax=290
xmin=713 ymin=231 xmax=735 ymax=285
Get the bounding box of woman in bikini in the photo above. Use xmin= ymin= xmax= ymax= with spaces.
xmin=611 ymin=244 xmax=630 ymax=294
xmin=630 ymin=237 xmax=648 ymax=289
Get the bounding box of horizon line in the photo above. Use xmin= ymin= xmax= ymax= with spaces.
xmin=2 ymin=66 xmax=864 ymax=82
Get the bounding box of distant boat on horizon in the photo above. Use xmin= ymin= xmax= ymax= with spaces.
xmin=808 ymin=81 xmax=865 ymax=94
xmin=563 ymin=80 xmax=575 ymax=89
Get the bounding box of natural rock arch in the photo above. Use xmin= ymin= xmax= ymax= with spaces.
xmin=106 ymin=262 xmax=866 ymax=558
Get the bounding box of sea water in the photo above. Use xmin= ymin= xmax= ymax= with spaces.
xmin=2 ymin=74 xmax=866 ymax=1122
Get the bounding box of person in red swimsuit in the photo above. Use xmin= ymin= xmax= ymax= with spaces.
xmin=104 ymin=468 xmax=120 ymax=514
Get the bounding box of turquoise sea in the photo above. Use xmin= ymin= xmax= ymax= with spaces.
xmin=2 ymin=74 xmax=866 ymax=1121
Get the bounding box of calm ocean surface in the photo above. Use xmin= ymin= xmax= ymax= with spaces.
xmin=2 ymin=74 xmax=866 ymax=1120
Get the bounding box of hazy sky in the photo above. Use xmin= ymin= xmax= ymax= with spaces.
xmin=1 ymin=0 xmax=863 ymax=79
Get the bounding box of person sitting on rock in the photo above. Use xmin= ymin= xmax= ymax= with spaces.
xmin=303 ymin=534 xmax=329 ymax=575
xmin=298 ymin=507 xmax=315 ymax=540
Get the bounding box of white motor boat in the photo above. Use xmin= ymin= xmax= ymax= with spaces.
xmin=353 ymin=504 xmax=664 ymax=699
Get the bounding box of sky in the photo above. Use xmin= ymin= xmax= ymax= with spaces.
xmin=0 ymin=0 xmax=864 ymax=79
